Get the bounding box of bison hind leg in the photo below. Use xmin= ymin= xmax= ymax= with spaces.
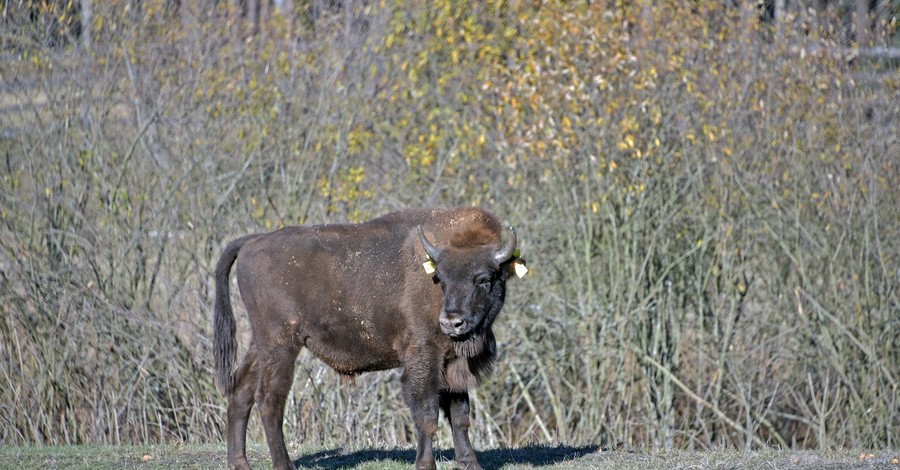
xmin=227 ymin=347 xmax=259 ymax=470
xmin=256 ymin=343 xmax=302 ymax=470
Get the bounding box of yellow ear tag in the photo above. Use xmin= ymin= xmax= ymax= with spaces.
xmin=423 ymin=260 xmax=436 ymax=275
xmin=514 ymin=261 xmax=528 ymax=278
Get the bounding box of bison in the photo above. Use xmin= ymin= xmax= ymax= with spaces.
xmin=213 ymin=207 xmax=525 ymax=470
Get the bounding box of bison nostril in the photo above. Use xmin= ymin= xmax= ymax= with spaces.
xmin=440 ymin=316 xmax=466 ymax=332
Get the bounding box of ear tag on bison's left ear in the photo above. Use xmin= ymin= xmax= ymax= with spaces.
xmin=514 ymin=261 xmax=528 ymax=278
xmin=423 ymin=259 xmax=436 ymax=275
xmin=511 ymin=249 xmax=527 ymax=278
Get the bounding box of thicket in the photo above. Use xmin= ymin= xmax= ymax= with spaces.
xmin=1 ymin=0 xmax=897 ymax=453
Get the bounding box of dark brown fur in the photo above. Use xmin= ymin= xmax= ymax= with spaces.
xmin=213 ymin=207 xmax=521 ymax=470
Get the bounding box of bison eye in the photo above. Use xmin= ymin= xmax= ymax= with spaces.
xmin=475 ymin=274 xmax=492 ymax=287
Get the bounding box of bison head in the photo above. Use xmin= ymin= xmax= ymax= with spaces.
xmin=418 ymin=225 xmax=517 ymax=348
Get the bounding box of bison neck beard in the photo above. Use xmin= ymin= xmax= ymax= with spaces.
xmin=444 ymin=328 xmax=497 ymax=391
xmin=453 ymin=292 xmax=504 ymax=357
xmin=452 ymin=327 xmax=496 ymax=358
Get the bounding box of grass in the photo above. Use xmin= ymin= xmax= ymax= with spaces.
xmin=0 ymin=444 xmax=897 ymax=469
xmin=1 ymin=0 xmax=898 ymax=454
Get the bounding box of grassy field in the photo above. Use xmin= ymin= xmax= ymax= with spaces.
xmin=0 ymin=444 xmax=897 ymax=470
xmin=2 ymin=0 xmax=898 ymax=457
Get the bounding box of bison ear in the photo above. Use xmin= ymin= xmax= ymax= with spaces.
xmin=501 ymin=255 xmax=527 ymax=280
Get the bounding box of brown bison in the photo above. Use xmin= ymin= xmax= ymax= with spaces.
xmin=213 ymin=207 xmax=525 ymax=470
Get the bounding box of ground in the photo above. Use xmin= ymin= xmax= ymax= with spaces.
xmin=0 ymin=444 xmax=897 ymax=469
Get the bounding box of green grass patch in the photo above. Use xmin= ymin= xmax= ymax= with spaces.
xmin=0 ymin=444 xmax=259 ymax=469
xmin=0 ymin=445 xmax=897 ymax=469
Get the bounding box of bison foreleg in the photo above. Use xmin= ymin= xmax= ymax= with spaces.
xmin=402 ymin=356 xmax=441 ymax=470
xmin=440 ymin=391 xmax=482 ymax=470
xmin=256 ymin=346 xmax=300 ymax=470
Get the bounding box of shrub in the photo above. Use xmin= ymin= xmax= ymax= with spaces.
xmin=1 ymin=0 xmax=896 ymax=450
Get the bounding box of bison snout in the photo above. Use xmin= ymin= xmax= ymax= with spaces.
xmin=439 ymin=313 xmax=469 ymax=337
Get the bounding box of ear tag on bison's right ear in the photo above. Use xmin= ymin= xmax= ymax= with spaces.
xmin=423 ymin=259 xmax=436 ymax=275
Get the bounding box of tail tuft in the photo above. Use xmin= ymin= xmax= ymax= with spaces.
xmin=212 ymin=235 xmax=256 ymax=395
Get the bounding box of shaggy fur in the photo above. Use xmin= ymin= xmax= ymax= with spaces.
xmin=212 ymin=207 xmax=521 ymax=470
xmin=449 ymin=226 xmax=498 ymax=248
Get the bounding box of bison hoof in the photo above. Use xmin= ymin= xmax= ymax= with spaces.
xmin=415 ymin=461 xmax=438 ymax=470
xmin=456 ymin=461 xmax=483 ymax=470
xmin=227 ymin=458 xmax=253 ymax=470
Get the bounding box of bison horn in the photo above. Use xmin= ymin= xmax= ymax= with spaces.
xmin=494 ymin=226 xmax=517 ymax=264
xmin=417 ymin=226 xmax=442 ymax=262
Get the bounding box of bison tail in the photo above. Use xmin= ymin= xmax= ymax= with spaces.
xmin=213 ymin=234 xmax=257 ymax=395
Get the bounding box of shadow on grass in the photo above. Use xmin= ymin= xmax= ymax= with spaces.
xmin=293 ymin=444 xmax=601 ymax=469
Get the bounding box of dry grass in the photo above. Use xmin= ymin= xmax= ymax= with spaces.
xmin=1 ymin=0 xmax=897 ymax=455
xmin=0 ymin=444 xmax=897 ymax=469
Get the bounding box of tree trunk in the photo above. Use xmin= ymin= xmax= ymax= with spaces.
xmin=875 ymin=0 xmax=891 ymax=47
xmin=855 ymin=0 xmax=870 ymax=46
xmin=80 ymin=0 xmax=92 ymax=51
xmin=739 ymin=0 xmax=756 ymax=59
xmin=775 ymin=0 xmax=786 ymax=44
xmin=809 ymin=0 xmax=825 ymax=37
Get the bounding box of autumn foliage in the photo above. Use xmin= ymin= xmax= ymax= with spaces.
xmin=1 ymin=0 xmax=897 ymax=451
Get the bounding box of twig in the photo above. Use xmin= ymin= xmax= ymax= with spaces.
xmin=632 ymin=345 xmax=767 ymax=448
